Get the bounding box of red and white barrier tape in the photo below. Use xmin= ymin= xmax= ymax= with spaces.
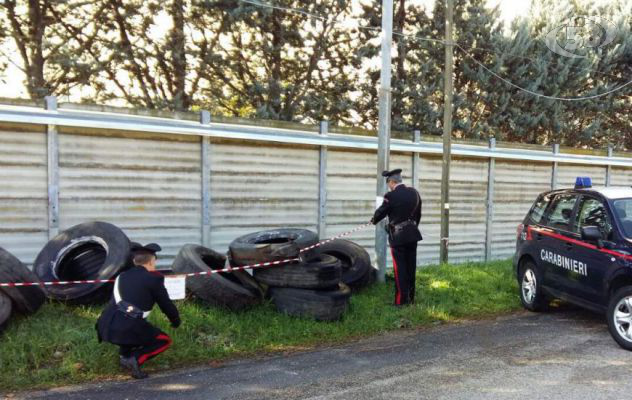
xmin=0 ymin=223 xmax=373 ymax=288
xmin=299 ymin=223 xmax=373 ymax=253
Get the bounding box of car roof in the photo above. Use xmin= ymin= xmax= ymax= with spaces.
xmin=545 ymin=186 xmax=632 ymax=200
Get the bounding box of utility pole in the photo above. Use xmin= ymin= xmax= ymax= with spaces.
xmin=440 ymin=0 xmax=454 ymax=264
xmin=375 ymin=0 xmax=393 ymax=283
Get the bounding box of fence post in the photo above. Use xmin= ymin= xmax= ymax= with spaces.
xmin=318 ymin=121 xmax=328 ymax=239
xmin=45 ymin=96 xmax=59 ymax=239
xmin=485 ymin=137 xmax=496 ymax=262
xmin=551 ymin=143 xmax=560 ymax=189
xmin=606 ymin=145 xmax=613 ymax=187
xmin=200 ymin=110 xmax=211 ymax=247
xmin=412 ymin=130 xmax=420 ymax=190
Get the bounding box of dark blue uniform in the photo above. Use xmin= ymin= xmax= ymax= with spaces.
xmin=96 ymin=265 xmax=180 ymax=365
xmin=373 ymin=184 xmax=423 ymax=305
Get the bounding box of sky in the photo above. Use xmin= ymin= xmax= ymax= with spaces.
xmin=0 ymin=0 xmax=534 ymax=101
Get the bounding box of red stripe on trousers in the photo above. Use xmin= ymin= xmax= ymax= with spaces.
xmin=137 ymin=334 xmax=172 ymax=366
xmin=390 ymin=247 xmax=402 ymax=305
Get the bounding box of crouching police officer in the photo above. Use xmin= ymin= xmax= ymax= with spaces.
xmin=371 ymin=169 xmax=422 ymax=306
xmin=96 ymin=242 xmax=181 ymax=379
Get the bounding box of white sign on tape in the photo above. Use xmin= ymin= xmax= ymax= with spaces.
xmin=376 ymin=196 xmax=384 ymax=209
xmin=164 ymin=276 xmax=186 ymax=300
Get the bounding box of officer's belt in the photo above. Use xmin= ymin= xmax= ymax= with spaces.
xmin=113 ymin=276 xmax=151 ymax=319
xmin=389 ymin=219 xmax=417 ymax=234
xmin=116 ymin=300 xmax=145 ymax=319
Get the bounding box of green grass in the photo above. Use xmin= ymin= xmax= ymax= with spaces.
xmin=0 ymin=260 xmax=520 ymax=392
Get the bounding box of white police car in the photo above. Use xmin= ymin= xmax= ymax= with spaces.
xmin=514 ymin=177 xmax=632 ymax=350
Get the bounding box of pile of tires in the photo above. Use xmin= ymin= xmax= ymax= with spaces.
xmin=171 ymin=244 xmax=263 ymax=310
xmin=229 ymin=229 xmax=374 ymax=321
xmin=0 ymin=219 xmax=376 ymax=325
xmin=0 ymin=247 xmax=46 ymax=331
xmin=33 ymin=221 xmax=131 ymax=304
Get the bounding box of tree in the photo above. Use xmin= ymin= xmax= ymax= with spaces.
xmin=353 ymin=0 xmax=504 ymax=139
xmin=0 ymin=0 xmax=107 ymax=100
xmin=193 ymin=0 xmax=359 ymax=124
xmin=477 ymin=0 xmax=632 ymax=148
xmin=74 ymin=0 xmax=211 ymax=111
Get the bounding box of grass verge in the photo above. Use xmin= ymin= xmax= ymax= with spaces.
xmin=0 ymin=259 xmax=520 ymax=392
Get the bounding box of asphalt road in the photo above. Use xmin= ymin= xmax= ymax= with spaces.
xmin=14 ymin=306 xmax=632 ymax=400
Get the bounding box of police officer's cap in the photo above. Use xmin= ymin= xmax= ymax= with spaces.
xmin=131 ymin=242 xmax=162 ymax=255
xmin=381 ymin=168 xmax=402 ymax=178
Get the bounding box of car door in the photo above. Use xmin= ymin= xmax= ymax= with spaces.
xmin=535 ymin=193 xmax=579 ymax=292
xmin=571 ymin=195 xmax=618 ymax=305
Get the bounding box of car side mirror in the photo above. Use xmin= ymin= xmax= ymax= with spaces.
xmin=581 ymin=226 xmax=603 ymax=242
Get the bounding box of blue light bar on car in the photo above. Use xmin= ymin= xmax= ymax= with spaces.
xmin=575 ymin=176 xmax=592 ymax=189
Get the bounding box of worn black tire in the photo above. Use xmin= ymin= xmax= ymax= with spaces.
xmin=607 ymin=286 xmax=632 ymax=351
xmin=0 ymin=247 xmax=46 ymax=314
xmin=229 ymin=229 xmax=319 ymax=267
xmin=314 ymin=239 xmax=373 ymax=290
xmin=253 ymin=254 xmax=342 ymax=289
xmin=269 ymin=283 xmax=351 ymax=321
xmin=172 ymin=244 xmax=263 ymax=311
xmin=0 ymin=290 xmax=11 ymax=332
xmin=33 ymin=221 xmax=130 ymax=304
xmin=518 ymin=260 xmax=548 ymax=312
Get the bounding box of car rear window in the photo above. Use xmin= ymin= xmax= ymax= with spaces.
xmin=545 ymin=194 xmax=578 ymax=231
xmin=529 ymin=194 xmax=551 ymax=224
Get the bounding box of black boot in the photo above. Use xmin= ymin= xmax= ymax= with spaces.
xmin=119 ymin=356 xmax=148 ymax=379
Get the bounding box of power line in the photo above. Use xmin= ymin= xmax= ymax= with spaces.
xmin=240 ymin=0 xmax=632 ymax=101
xmin=240 ymin=0 xmax=381 ymax=34
xmin=241 ymin=0 xmax=444 ymax=43
xmin=458 ymin=43 xmax=624 ymax=81
xmin=456 ymin=43 xmax=632 ymax=101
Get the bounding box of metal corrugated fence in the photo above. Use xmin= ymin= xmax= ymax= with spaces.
xmin=58 ymin=129 xmax=202 ymax=268
xmin=209 ymin=141 xmax=319 ymax=252
xmin=0 ymin=102 xmax=630 ymax=269
xmin=0 ymin=125 xmax=48 ymax=263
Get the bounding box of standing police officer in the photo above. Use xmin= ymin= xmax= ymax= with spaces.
xmin=371 ymin=169 xmax=422 ymax=306
xmin=96 ymin=242 xmax=181 ymax=379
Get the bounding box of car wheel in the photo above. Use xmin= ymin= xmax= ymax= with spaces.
xmin=607 ymin=286 xmax=632 ymax=351
xmin=519 ymin=261 xmax=548 ymax=312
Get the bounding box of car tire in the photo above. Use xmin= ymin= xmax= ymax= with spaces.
xmin=0 ymin=247 xmax=46 ymax=314
xmin=314 ymin=239 xmax=373 ymax=290
xmin=269 ymin=283 xmax=351 ymax=321
xmin=171 ymin=244 xmax=263 ymax=310
xmin=253 ymin=254 xmax=342 ymax=289
xmin=518 ymin=261 xmax=548 ymax=312
xmin=0 ymin=290 xmax=11 ymax=332
xmin=33 ymin=221 xmax=131 ymax=304
xmin=229 ymin=229 xmax=319 ymax=267
xmin=607 ymin=286 xmax=632 ymax=351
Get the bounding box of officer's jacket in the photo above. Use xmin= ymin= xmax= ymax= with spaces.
xmin=96 ymin=266 xmax=180 ymax=345
xmin=373 ymin=184 xmax=423 ymax=246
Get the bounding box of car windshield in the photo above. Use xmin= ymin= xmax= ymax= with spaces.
xmin=613 ymin=199 xmax=632 ymax=239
